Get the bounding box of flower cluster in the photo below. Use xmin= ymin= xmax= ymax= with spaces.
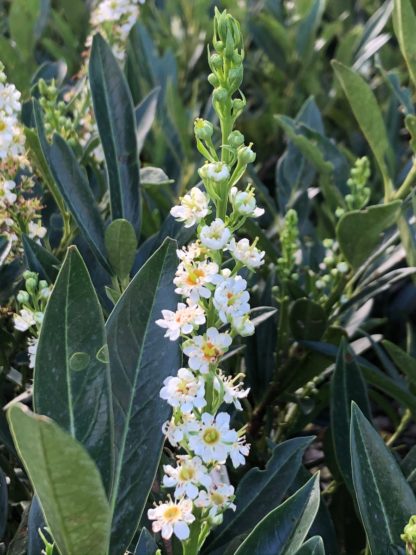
xmin=148 ymin=10 xmax=264 ymax=550
xmin=13 ymin=271 xmax=51 ymax=368
xmin=0 ymin=63 xmax=46 ymax=257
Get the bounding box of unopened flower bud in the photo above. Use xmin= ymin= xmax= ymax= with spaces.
xmin=194 ymin=118 xmax=214 ymax=141
xmin=228 ymin=130 xmax=244 ymax=148
xmin=208 ymin=73 xmax=220 ymax=87
xmin=232 ymin=98 xmax=246 ymax=114
xmin=237 ymin=144 xmax=256 ymax=165
xmin=25 ymin=278 xmax=37 ymax=293
xmin=229 ymin=66 xmax=243 ymax=91
xmin=17 ymin=291 xmax=30 ymax=304
xmin=23 ymin=270 xmax=37 ymax=280
xmin=210 ymin=53 xmax=223 ymax=71
xmin=213 ymin=87 xmax=228 ymax=104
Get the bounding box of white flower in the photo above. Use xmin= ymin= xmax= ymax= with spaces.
xmin=156 ymin=301 xmax=206 ymax=341
xmin=170 ymin=188 xmax=210 ymax=228
xmin=148 ymin=497 xmax=195 ymax=540
xmin=160 ymin=368 xmax=206 ymax=413
xmin=188 ymin=412 xmax=238 ymax=464
xmin=229 ymin=436 xmax=250 ymax=468
xmin=231 ymin=314 xmax=255 ymax=337
xmin=213 ymin=275 xmax=250 ymax=324
xmin=201 ymin=162 xmax=230 ymax=183
xmin=214 ymin=370 xmax=250 ymax=410
xmin=174 ymin=260 xmax=220 ymax=302
xmin=227 ymin=238 xmax=265 ymax=269
xmin=195 ymin=481 xmax=236 ymax=517
xmin=200 ymin=218 xmax=231 ymax=250
xmin=163 ymin=455 xmax=212 ymax=499
xmin=28 ymin=221 xmax=47 ymax=240
xmin=0 ymin=83 xmax=21 ymax=115
xmin=28 ymin=337 xmax=38 ymax=369
xmin=162 ymin=413 xmax=196 ymax=446
xmin=13 ymin=309 xmax=36 ymax=332
xmin=183 ymin=327 xmax=232 ymax=373
xmin=229 ymin=186 xmax=264 ymax=217
xmin=176 ymin=242 xmax=204 ymax=263
xmin=0 ymin=180 xmax=17 ymax=205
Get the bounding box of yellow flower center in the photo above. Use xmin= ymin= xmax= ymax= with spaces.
xmin=202 ymin=341 xmax=220 ymax=361
xmin=211 ymin=492 xmax=225 ymax=505
xmin=163 ymin=505 xmax=182 ymax=522
xmin=179 ymin=466 xmax=195 ymax=481
xmin=176 ymin=380 xmax=191 ymax=395
xmin=203 ymin=427 xmax=220 ymax=445
xmin=0 ymin=120 xmax=6 ymax=131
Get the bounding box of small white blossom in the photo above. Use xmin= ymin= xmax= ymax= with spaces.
xmin=170 ymin=188 xmax=210 ymax=228
xmin=213 ymin=275 xmax=250 ymax=324
xmin=28 ymin=337 xmax=38 ymax=369
xmin=0 ymin=82 xmax=21 ymax=115
xmin=162 ymin=413 xmax=196 ymax=446
xmin=201 ymin=162 xmax=230 ymax=183
xmin=188 ymin=412 xmax=238 ymax=464
xmin=183 ymin=327 xmax=232 ymax=373
xmin=0 ymin=180 xmax=17 ymax=206
xmin=13 ymin=309 xmax=36 ymax=332
xmin=176 ymin=242 xmax=204 ymax=263
xmin=229 ymin=186 xmax=264 ymax=217
xmin=28 ymin=221 xmax=47 ymax=240
xmin=156 ymin=301 xmax=205 ymax=340
xmin=148 ymin=497 xmax=195 ymax=541
xmin=200 ymin=218 xmax=231 ymax=250
xmin=160 ymin=368 xmax=206 ymax=413
xmin=195 ymin=481 xmax=236 ymax=517
xmin=231 ymin=314 xmax=255 ymax=337
xmin=214 ymin=370 xmax=250 ymax=410
xmin=163 ymin=455 xmax=212 ymax=499
xmin=174 ymin=260 xmax=220 ymax=302
xmin=229 ymin=436 xmax=250 ymax=468
xmin=227 ymin=238 xmax=265 ymax=269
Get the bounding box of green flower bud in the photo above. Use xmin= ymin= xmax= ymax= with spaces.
xmin=194 ymin=118 xmax=214 ymax=141
xmin=38 ymin=79 xmax=48 ymax=96
xmin=228 ymin=130 xmax=244 ymax=148
xmin=25 ymin=277 xmax=38 ymax=293
xmin=208 ymin=73 xmax=220 ymax=87
xmin=402 ymin=515 xmax=416 ymax=555
xmin=39 ymin=280 xmax=48 ymax=290
xmin=237 ymin=144 xmax=256 ymax=165
xmin=17 ymin=290 xmax=30 ymax=304
xmin=228 ymin=66 xmax=243 ymax=91
xmin=213 ymin=87 xmax=228 ymax=104
xmin=209 ymin=53 xmax=223 ymax=71
xmin=23 ymin=270 xmax=37 ymax=280
xmin=232 ymin=97 xmax=246 ymax=115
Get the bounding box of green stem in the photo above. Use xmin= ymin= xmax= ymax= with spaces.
xmin=394 ymin=160 xmax=416 ymax=200
xmin=386 ymin=408 xmax=411 ymax=447
xmin=182 ymin=519 xmax=203 ymax=555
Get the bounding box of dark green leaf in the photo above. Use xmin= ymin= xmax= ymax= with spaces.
xmin=382 ymin=340 xmax=416 ymax=385
xmin=105 ymin=219 xmax=137 ymax=280
xmin=134 ymin=528 xmax=157 ymax=555
xmin=332 ymin=60 xmax=394 ymax=192
xmin=9 ymin=0 xmax=44 ymax=61
xmin=106 ymin=238 xmax=180 ymax=555
xmin=22 ymin=235 xmax=60 ymax=283
xmin=47 ymin=133 xmax=109 ymax=271
xmin=34 ymin=247 xmax=113 ymax=492
xmin=0 ymin=466 xmax=7 ymax=540
xmin=350 ymin=404 xmax=416 ymax=554
xmin=7 ymin=403 xmax=110 ymax=555
xmin=295 ymin=536 xmax=325 ymax=555
xmin=207 ymin=437 xmax=314 ymax=552
xmin=89 ymin=34 xmax=141 ymax=236
xmin=393 ymin=0 xmax=416 ymax=89
xmin=289 ymin=298 xmax=327 ymax=341
xmin=135 ymin=87 xmax=160 ymax=153
xmin=336 ymin=201 xmax=402 ymax=269
xmin=234 ymin=474 xmax=321 ymax=555
xmin=330 ymin=340 xmax=370 ymax=493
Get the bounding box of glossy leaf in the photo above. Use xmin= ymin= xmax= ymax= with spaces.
xmin=330 ymin=340 xmax=370 ymax=492
xmin=234 ymin=474 xmax=320 ymax=555
xmin=34 ymin=247 xmax=113 ymax=492
xmin=289 ymin=298 xmax=327 ymax=341
xmin=382 ymin=339 xmax=416 ymax=385
xmin=337 ymin=201 xmax=402 ymax=269
xmin=350 ymin=404 xmax=416 ymax=553
xmin=295 ymin=536 xmax=325 ymax=555
xmin=134 ymin=528 xmax=157 ymax=555
xmin=393 ymin=0 xmax=416 ymax=89
xmin=332 ymin=60 xmax=393 ymax=192
xmin=47 ymin=133 xmax=110 ymax=271
xmin=135 ymin=86 xmax=160 ymax=153
xmin=7 ymin=403 xmax=110 ymax=555
xmin=105 ymin=219 xmax=137 ymax=280
xmin=207 ymin=437 xmax=313 ymax=552
xmin=90 ymin=34 xmax=141 ymax=235
xmin=106 ymin=238 xmax=180 ymax=554
xmin=22 ymin=234 xmax=60 ymax=283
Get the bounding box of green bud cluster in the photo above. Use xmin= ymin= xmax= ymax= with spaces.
xmin=38 ymin=79 xmax=76 ymax=144
xmin=336 ymin=157 xmax=371 ymax=218
xmin=16 ymin=271 xmax=51 ymax=332
xmin=402 ymin=515 xmax=416 ymax=555
xmin=276 ymin=209 xmax=299 ymax=281
xmin=308 ymin=238 xmax=349 ymax=304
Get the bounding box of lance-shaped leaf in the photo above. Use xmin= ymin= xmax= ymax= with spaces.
xmin=135 ymin=86 xmax=160 ymax=153
xmin=22 ymin=234 xmax=60 ymax=283
xmin=90 ymin=34 xmax=141 ymax=236
xmin=393 ymin=0 xmax=416 ymax=90
xmin=134 ymin=528 xmax=158 ymax=555
xmin=34 ymin=246 xmax=113 ymax=492
xmin=331 ymin=340 xmax=370 ymax=493
xmin=207 ymin=437 xmax=313 ymax=553
xmin=106 ymin=238 xmax=180 ymax=555
xmin=332 ymin=60 xmax=394 ymax=195
xmin=7 ymin=404 xmax=110 ymax=555
xmin=350 ymin=403 xmax=416 ymax=553
xmin=295 ymin=536 xmax=325 ymax=555
xmin=234 ymin=474 xmax=321 ymax=555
